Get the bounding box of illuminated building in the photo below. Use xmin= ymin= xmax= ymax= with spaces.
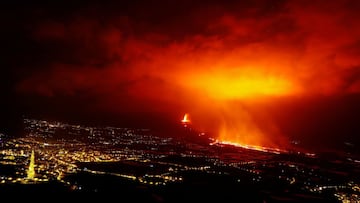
xmin=27 ymin=150 xmax=35 ymax=180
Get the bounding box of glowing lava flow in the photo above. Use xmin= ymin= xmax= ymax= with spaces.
xmin=211 ymin=140 xmax=287 ymax=154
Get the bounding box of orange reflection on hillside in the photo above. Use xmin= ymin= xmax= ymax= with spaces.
xmin=177 ymin=68 xmax=298 ymax=150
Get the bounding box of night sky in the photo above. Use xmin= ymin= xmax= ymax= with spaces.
xmin=1 ymin=0 xmax=360 ymax=152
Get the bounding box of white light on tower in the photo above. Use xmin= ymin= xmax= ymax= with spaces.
xmin=181 ymin=113 xmax=190 ymax=127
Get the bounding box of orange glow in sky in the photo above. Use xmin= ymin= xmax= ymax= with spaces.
xmin=182 ymin=70 xmax=300 ymax=100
